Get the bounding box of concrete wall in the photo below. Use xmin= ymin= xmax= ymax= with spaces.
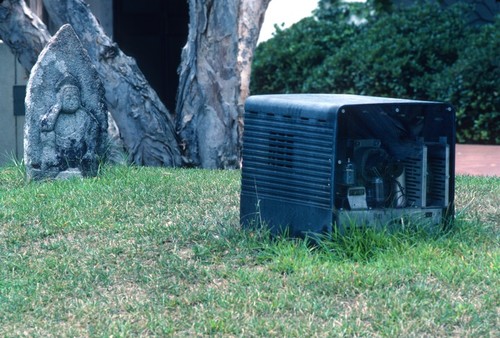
xmin=0 ymin=42 xmax=26 ymax=166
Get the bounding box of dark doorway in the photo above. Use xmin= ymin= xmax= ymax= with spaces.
xmin=113 ymin=0 xmax=189 ymax=113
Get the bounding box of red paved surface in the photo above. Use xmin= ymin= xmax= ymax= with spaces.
xmin=456 ymin=144 xmax=500 ymax=177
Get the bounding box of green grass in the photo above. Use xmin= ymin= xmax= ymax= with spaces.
xmin=0 ymin=164 xmax=498 ymax=337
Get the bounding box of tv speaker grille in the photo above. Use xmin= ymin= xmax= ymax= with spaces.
xmin=242 ymin=110 xmax=334 ymax=208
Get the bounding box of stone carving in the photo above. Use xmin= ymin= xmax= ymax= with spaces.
xmin=25 ymin=24 xmax=108 ymax=180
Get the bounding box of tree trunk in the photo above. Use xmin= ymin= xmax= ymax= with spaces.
xmin=0 ymin=0 xmax=50 ymax=71
xmin=176 ymin=0 xmax=270 ymax=169
xmin=238 ymin=0 xmax=271 ymax=105
xmin=41 ymin=0 xmax=182 ymax=167
xmin=176 ymin=0 xmax=241 ymax=169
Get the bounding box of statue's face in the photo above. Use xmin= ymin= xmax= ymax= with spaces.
xmin=61 ymin=86 xmax=81 ymax=113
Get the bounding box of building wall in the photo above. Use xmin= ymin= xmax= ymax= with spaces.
xmin=0 ymin=42 xmax=26 ymax=166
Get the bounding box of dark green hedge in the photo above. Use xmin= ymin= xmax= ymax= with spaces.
xmin=251 ymin=4 xmax=499 ymax=144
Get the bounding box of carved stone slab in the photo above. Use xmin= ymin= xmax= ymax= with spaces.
xmin=24 ymin=24 xmax=108 ymax=180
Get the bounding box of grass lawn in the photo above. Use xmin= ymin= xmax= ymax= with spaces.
xmin=0 ymin=164 xmax=498 ymax=336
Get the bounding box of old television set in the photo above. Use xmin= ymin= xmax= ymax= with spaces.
xmin=240 ymin=94 xmax=455 ymax=237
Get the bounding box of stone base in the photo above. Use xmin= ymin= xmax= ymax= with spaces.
xmin=55 ymin=168 xmax=83 ymax=180
xmin=27 ymin=167 xmax=83 ymax=181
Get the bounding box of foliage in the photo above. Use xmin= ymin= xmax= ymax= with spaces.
xmin=0 ymin=163 xmax=498 ymax=336
xmin=251 ymin=3 xmax=499 ymax=144
xmin=427 ymin=19 xmax=500 ymax=143
xmin=314 ymin=0 xmax=373 ymax=21
xmin=250 ymin=4 xmax=360 ymax=94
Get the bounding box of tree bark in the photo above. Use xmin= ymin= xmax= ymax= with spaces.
xmin=176 ymin=0 xmax=270 ymax=169
xmin=41 ymin=0 xmax=182 ymax=167
xmin=176 ymin=0 xmax=241 ymax=169
xmin=0 ymin=0 xmax=50 ymax=71
xmin=238 ymin=0 xmax=271 ymax=105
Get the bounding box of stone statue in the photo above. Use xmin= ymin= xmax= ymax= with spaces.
xmin=40 ymin=78 xmax=100 ymax=175
xmin=25 ymin=24 xmax=108 ymax=181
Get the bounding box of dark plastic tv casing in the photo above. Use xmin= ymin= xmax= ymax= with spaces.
xmin=240 ymin=94 xmax=455 ymax=237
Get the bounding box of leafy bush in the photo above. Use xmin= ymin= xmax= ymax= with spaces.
xmin=427 ymin=19 xmax=499 ymax=143
xmin=251 ymin=7 xmax=360 ymax=94
xmin=251 ymin=3 xmax=499 ymax=144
